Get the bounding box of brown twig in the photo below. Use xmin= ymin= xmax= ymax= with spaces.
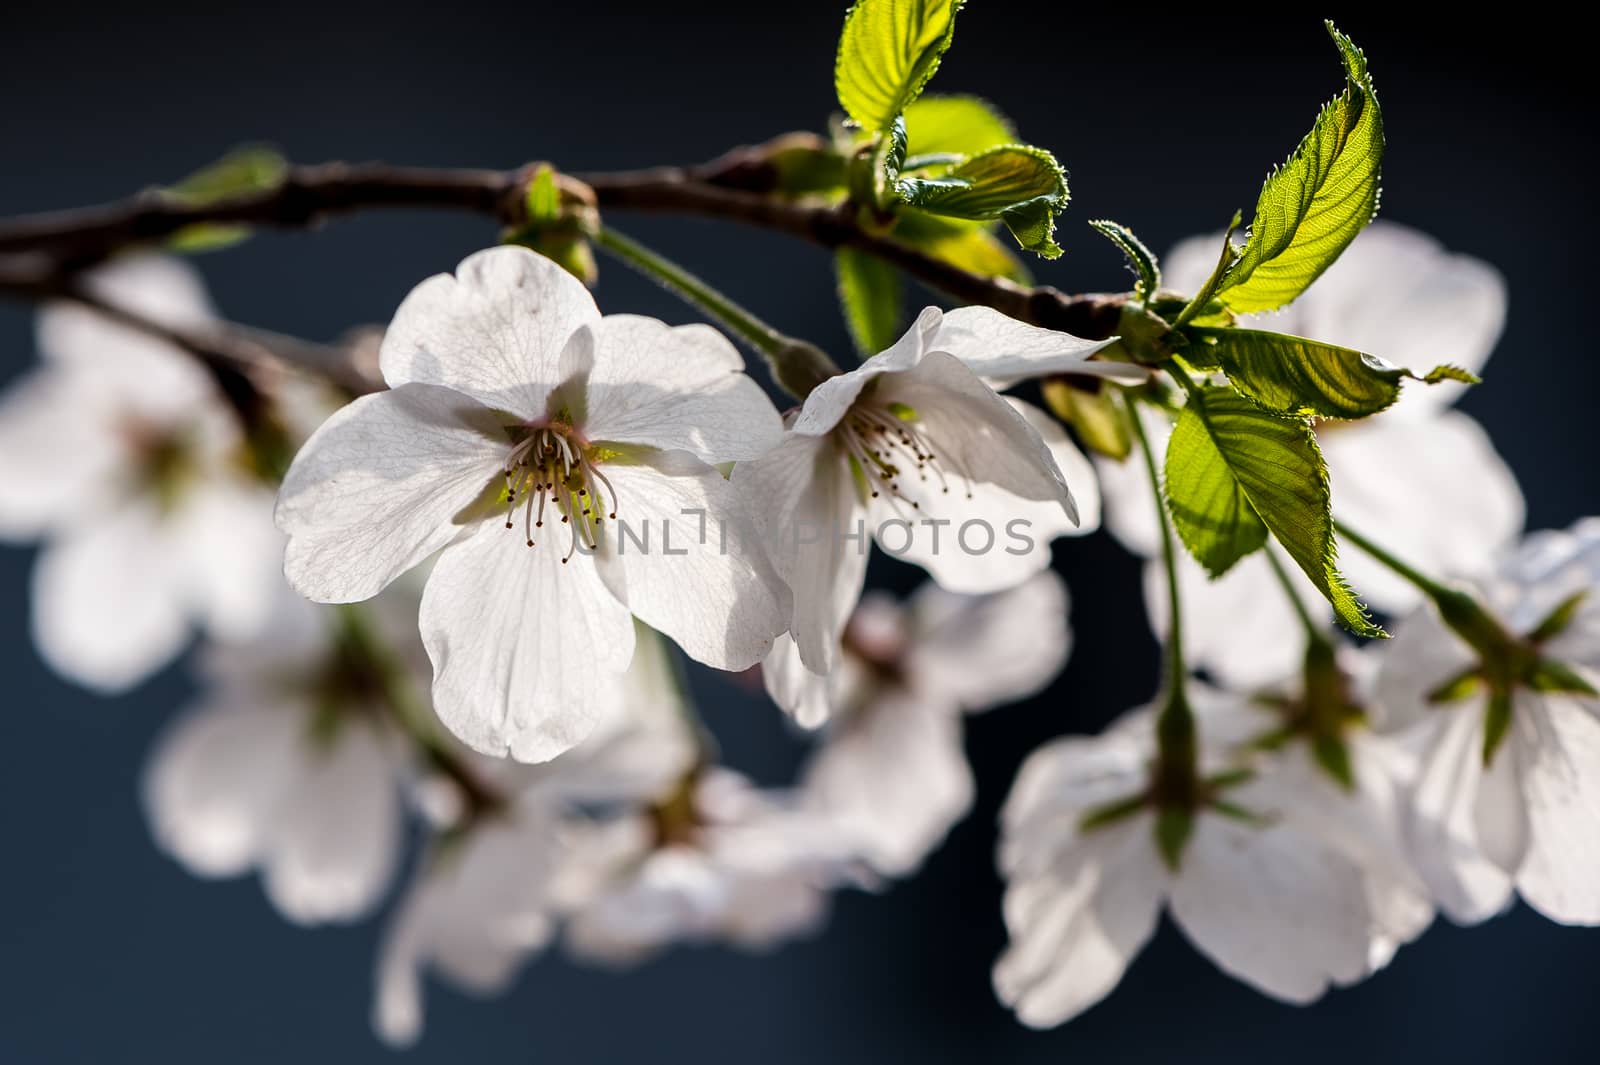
xmin=0 ymin=138 xmax=1126 ymax=340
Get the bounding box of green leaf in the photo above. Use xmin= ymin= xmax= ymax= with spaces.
xmin=1171 ymin=385 xmax=1383 ymax=637
xmin=161 ymin=146 xmax=289 ymax=253
xmin=1041 ymin=378 xmax=1132 ymax=460
xmin=835 ymin=248 xmax=905 ymax=355
xmin=895 ymin=145 xmax=1069 ymax=257
xmin=835 ymin=0 xmax=964 ymax=133
xmin=1311 ymin=733 xmax=1356 ymax=791
xmin=1189 ymin=327 xmax=1476 ymax=418
xmin=165 ymin=146 xmax=288 ymax=204
xmin=1089 ymin=219 xmax=1161 ymax=301
xmin=902 ymin=94 xmax=1016 ymax=157
xmin=895 ymin=212 xmax=1031 ymax=283
xmin=1165 ymin=401 xmax=1268 ymax=576
xmin=1218 ymin=23 xmax=1383 ymax=313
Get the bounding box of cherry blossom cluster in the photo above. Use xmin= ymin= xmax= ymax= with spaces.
xmin=0 ymin=217 xmax=1593 ymax=1048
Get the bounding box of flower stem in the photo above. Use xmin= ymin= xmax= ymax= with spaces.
xmin=332 ymin=605 xmax=503 ymax=818
xmin=1334 ymin=521 xmax=1452 ymax=602
xmin=591 ymin=224 xmax=839 ymax=398
xmin=1263 ymin=546 xmax=1329 ymax=647
xmin=1130 ymin=405 xmax=1197 ymax=809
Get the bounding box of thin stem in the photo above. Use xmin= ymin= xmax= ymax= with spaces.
xmin=333 ymin=605 xmax=503 ymax=819
xmin=1263 ymin=546 xmax=1327 ymax=646
xmin=593 ymin=224 xmax=787 ymax=357
xmin=1334 ymin=521 xmax=1452 ymax=602
xmin=1130 ymin=404 xmax=1197 ymax=800
xmin=592 ymin=224 xmax=839 ymax=397
xmin=1131 ymin=404 xmax=1185 ymax=694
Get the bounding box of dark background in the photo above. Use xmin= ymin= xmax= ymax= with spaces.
xmin=2 ymin=3 xmax=1595 ymax=1062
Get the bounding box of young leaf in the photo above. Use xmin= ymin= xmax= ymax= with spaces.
xmin=895 ymin=145 xmax=1069 ymax=257
xmin=1165 ymin=401 xmax=1268 ymax=576
xmin=1218 ymin=23 xmax=1383 ymax=313
xmin=1173 ymin=385 xmax=1383 ymax=637
xmin=902 ymin=94 xmax=1016 ymax=157
xmin=835 ymin=0 xmax=964 ymax=134
xmin=161 ymin=146 xmax=289 ymax=252
xmin=524 ymin=164 xmax=563 ymax=222
xmin=835 ymin=248 xmax=905 ymax=355
xmin=1189 ymin=327 xmax=1476 ymax=419
xmin=895 ymin=212 xmax=1032 ymax=283
xmin=1089 ymin=219 xmax=1161 ymax=301
xmin=1042 ymin=379 xmax=1132 ymax=460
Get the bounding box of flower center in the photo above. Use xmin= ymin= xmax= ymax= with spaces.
xmin=838 ymin=401 xmax=972 ymax=509
xmin=501 ymin=426 xmax=617 ymax=563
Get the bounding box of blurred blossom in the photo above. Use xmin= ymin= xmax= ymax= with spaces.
xmin=142 ymin=584 xmax=424 ymax=925
xmin=0 ymin=254 xmax=283 ymax=691
xmin=275 ymin=246 xmax=788 ymax=763
xmin=1372 ymin=518 xmax=1600 ymax=926
xmin=1097 ymin=222 xmax=1525 ymax=688
xmin=996 ymin=680 xmax=1430 ymax=1028
xmin=372 ymin=624 xmax=697 ymax=1047
xmin=560 ymin=768 xmax=861 ymax=965
xmin=733 ymin=305 xmax=1131 ymax=698
xmin=770 ymin=570 xmax=1069 ymax=876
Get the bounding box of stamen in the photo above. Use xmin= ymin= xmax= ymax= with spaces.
xmin=499 ymin=426 xmax=619 ymax=562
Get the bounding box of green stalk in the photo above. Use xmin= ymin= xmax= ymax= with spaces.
xmin=1130 ymin=404 xmax=1197 ymax=859
xmin=591 ymin=225 xmax=839 ymax=398
xmin=1263 ymin=545 xmax=1329 ymax=647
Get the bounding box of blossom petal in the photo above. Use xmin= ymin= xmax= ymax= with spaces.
xmin=174 ymin=479 xmax=285 ymax=642
xmin=595 ymin=453 xmax=788 ymax=671
xmin=141 ymin=700 xmax=301 ymax=877
xmin=263 ymin=723 xmax=403 ymax=925
xmin=1513 ymin=695 xmax=1600 ymax=925
xmin=1170 ymin=815 xmax=1373 ymax=1003
xmin=761 ymin=632 xmax=837 ymax=728
xmin=1402 ymin=710 xmax=1516 ymax=924
xmin=882 ymin=352 xmax=1074 ymax=513
xmin=1323 ymin=412 xmax=1523 ymax=613
xmin=36 ymin=254 xmax=220 ymax=418
xmin=733 ymin=433 xmax=868 ymax=675
xmin=802 ymin=691 xmax=972 ymax=876
xmin=790 ymin=307 xmax=942 ymax=437
xmin=32 ymin=502 xmax=191 ymax=692
xmin=579 ymin=315 xmax=782 ymax=462
xmin=907 ymin=569 xmax=1071 ymax=712
xmin=929 ymin=304 xmax=1142 ymax=384
xmin=995 ymin=817 xmax=1165 ymax=1027
xmin=420 ymin=525 xmax=632 ymax=762
xmin=379 ymin=246 xmax=600 ymax=417
xmin=0 ymin=368 xmax=122 ymax=539
xmin=277 ymin=383 xmax=506 ymax=603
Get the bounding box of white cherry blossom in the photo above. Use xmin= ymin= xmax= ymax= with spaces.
xmin=559 ymin=768 xmax=860 ymax=965
xmin=372 ymin=624 xmax=697 ymax=1047
xmin=996 ymin=681 xmax=1431 ymax=1028
xmin=276 ymin=246 xmax=788 ymax=763
xmin=0 ymin=254 xmax=283 ymax=691
xmin=1372 ymin=518 xmax=1600 ymax=926
xmin=1096 ymin=223 xmax=1524 ymax=688
xmin=142 ymin=585 xmax=416 ymax=926
xmin=769 ymin=570 xmax=1068 ymax=875
xmin=735 ymin=304 xmax=1136 ymax=686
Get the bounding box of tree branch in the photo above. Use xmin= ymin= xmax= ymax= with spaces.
xmin=0 ymin=138 xmax=1126 ymax=339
